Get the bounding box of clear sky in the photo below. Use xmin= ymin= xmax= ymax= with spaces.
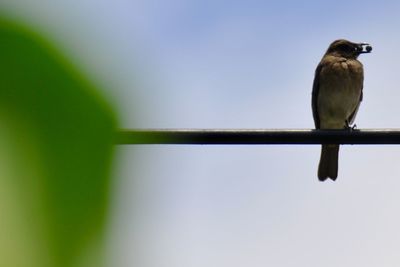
xmin=2 ymin=1 xmax=400 ymax=266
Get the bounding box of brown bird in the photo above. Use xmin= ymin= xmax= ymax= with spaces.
xmin=312 ymin=39 xmax=372 ymax=181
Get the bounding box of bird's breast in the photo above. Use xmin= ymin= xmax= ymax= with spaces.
xmin=317 ymin=58 xmax=363 ymax=128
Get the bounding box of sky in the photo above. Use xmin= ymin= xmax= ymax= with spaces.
xmin=2 ymin=1 xmax=400 ymax=266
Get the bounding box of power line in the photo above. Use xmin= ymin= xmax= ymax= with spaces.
xmin=116 ymin=129 xmax=400 ymax=145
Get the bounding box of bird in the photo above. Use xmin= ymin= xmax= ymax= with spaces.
xmin=312 ymin=39 xmax=372 ymax=181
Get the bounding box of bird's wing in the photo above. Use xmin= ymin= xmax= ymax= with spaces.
xmin=347 ymin=86 xmax=363 ymax=125
xmin=347 ymin=62 xmax=364 ymax=125
xmin=312 ymin=63 xmax=323 ymax=129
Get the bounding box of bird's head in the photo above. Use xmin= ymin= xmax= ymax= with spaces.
xmin=326 ymin=39 xmax=372 ymax=59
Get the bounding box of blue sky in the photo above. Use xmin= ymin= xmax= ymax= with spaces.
xmin=2 ymin=1 xmax=400 ymax=266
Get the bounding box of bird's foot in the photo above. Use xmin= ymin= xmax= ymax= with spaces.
xmin=345 ymin=120 xmax=357 ymax=131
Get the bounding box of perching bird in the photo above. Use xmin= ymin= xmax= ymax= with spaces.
xmin=312 ymin=39 xmax=372 ymax=181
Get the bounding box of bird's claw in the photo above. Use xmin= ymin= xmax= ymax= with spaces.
xmin=345 ymin=120 xmax=357 ymax=131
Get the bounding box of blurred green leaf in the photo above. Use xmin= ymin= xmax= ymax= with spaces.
xmin=0 ymin=17 xmax=117 ymax=267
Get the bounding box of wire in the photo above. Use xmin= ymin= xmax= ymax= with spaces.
xmin=116 ymin=129 xmax=400 ymax=145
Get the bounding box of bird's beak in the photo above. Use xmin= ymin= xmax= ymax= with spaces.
xmin=357 ymin=43 xmax=372 ymax=54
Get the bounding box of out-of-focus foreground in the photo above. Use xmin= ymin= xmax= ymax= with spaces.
xmin=0 ymin=16 xmax=116 ymax=267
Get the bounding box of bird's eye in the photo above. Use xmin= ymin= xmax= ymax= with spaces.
xmin=339 ymin=44 xmax=354 ymax=53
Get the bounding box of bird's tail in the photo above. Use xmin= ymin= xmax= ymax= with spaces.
xmin=318 ymin=144 xmax=339 ymax=181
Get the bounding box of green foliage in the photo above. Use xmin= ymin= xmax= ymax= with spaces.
xmin=0 ymin=17 xmax=117 ymax=267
